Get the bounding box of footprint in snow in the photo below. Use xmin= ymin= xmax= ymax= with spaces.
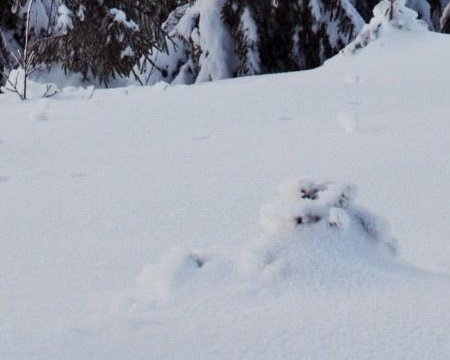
xmin=337 ymin=111 xmax=358 ymax=134
xmin=343 ymin=74 xmax=360 ymax=85
xmin=0 ymin=176 xmax=10 ymax=183
xmin=193 ymin=136 xmax=210 ymax=141
xmin=70 ymin=173 xmax=90 ymax=178
xmin=279 ymin=116 xmax=293 ymax=121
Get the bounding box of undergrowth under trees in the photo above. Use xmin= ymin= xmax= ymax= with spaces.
xmin=1 ymin=0 xmax=450 ymax=91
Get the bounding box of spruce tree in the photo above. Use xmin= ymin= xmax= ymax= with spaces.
xmin=223 ymin=0 xmax=364 ymax=75
xmin=141 ymin=0 xmax=363 ymax=85
xmin=31 ymin=0 xmax=181 ymax=86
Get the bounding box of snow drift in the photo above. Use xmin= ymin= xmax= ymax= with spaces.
xmin=120 ymin=178 xmax=401 ymax=312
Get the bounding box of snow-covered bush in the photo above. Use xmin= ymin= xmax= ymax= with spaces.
xmin=344 ymin=0 xmax=428 ymax=54
xmin=259 ymin=179 xmax=397 ymax=252
xmin=352 ymin=0 xmax=443 ymax=30
xmin=241 ymin=178 xmax=398 ymax=283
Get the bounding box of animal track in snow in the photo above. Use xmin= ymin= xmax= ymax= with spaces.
xmin=343 ymin=74 xmax=361 ymax=85
xmin=70 ymin=173 xmax=90 ymax=178
xmin=0 ymin=176 xmax=10 ymax=183
xmin=337 ymin=111 xmax=358 ymax=134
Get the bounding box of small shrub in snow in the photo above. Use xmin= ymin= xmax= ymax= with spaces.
xmin=261 ymin=179 xmax=367 ymax=233
xmin=344 ymin=0 xmax=428 ymax=54
xmin=258 ymin=178 xmax=397 ymax=261
xmin=238 ymin=178 xmax=400 ymax=287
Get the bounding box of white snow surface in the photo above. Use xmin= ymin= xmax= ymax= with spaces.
xmin=2 ymin=28 xmax=450 ymax=359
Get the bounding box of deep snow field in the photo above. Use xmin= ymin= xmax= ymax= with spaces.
xmin=2 ymin=26 xmax=450 ymax=359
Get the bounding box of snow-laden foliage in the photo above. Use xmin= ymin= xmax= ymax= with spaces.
xmin=344 ymin=0 xmax=428 ymax=54
xmin=0 ymin=32 xmax=8 ymax=87
xmin=351 ymin=0 xmax=444 ymax=30
xmin=138 ymin=0 xmax=237 ymax=85
xmin=441 ymin=1 xmax=450 ymax=32
xmin=141 ymin=0 xmax=364 ymax=85
xmin=1 ymin=0 xmax=450 ymax=89
xmin=30 ymin=0 xmax=182 ymax=86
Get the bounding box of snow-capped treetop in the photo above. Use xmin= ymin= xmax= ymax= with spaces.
xmin=344 ymin=0 xmax=427 ymax=54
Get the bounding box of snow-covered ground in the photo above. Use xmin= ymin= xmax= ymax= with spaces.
xmin=2 ymin=27 xmax=450 ymax=359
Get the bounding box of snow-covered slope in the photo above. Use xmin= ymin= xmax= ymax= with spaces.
xmin=1 ymin=27 xmax=450 ymax=359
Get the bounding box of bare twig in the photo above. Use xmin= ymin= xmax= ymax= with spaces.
xmin=0 ymin=68 xmax=26 ymax=100
xmin=41 ymin=83 xmax=57 ymax=98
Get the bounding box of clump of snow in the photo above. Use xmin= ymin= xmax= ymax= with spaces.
xmin=55 ymin=4 xmax=73 ymax=35
xmin=118 ymin=248 xmax=205 ymax=309
xmin=337 ymin=110 xmax=358 ymax=133
xmin=19 ymin=0 xmax=49 ymax=37
xmin=120 ymin=46 xmax=134 ymax=59
xmin=109 ymin=8 xmax=139 ymax=31
xmin=343 ymin=74 xmax=360 ymax=84
xmin=185 ymin=0 xmax=237 ymax=83
xmin=151 ymin=81 xmax=169 ymax=92
xmin=344 ymin=0 xmax=427 ymax=54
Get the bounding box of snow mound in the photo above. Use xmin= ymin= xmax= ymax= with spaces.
xmin=241 ymin=179 xmax=399 ymax=285
xmin=117 ymin=179 xmax=402 ymax=311
xmin=133 ymin=248 xmax=206 ymax=304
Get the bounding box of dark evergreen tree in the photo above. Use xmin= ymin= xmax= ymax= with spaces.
xmin=350 ymin=0 xmax=379 ymax=22
xmin=0 ymin=1 xmax=20 ymax=87
xmin=222 ymin=0 xmax=364 ymax=76
xmin=31 ymin=0 xmax=182 ymax=86
xmin=141 ymin=0 xmax=363 ymax=85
